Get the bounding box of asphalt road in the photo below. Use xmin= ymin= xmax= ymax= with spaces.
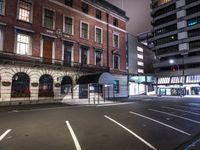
xmin=1 ymin=99 xmax=200 ymax=150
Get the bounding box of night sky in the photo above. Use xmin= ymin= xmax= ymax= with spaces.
xmin=107 ymin=0 xmax=152 ymax=36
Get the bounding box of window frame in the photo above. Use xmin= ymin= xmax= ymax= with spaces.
xmin=80 ymin=21 xmax=89 ymax=39
xmin=43 ymin=8 xmax=56 ymax=30
xmin=113 ymin=55 xmax=120 ymax=70
xmin=113 ymin=32 xmax=119 ymax=48
xmin=0 ymin=0 xmax=5 ymax=16
xmin=15 ymin=32 xmax=32 ymax=56
xmin=95 ymin=26 xmax=103 ymax=44
xmin=17 ymin=0 xmax=33 ymax=23
xmin=63 ymin=15 xmax=74 ymax=35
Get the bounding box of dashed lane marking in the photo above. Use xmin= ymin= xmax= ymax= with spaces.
xmin=162 ymin=106 xmax=200 ymax=116
xmin=174 ymin=105 xmax=200 ymax=111
xmin=0 ymin=129 xmax=12 ymax=142
xmin=130 ymin=111 xmax=191 ymax=136
xmin=104 ymin=115 xmax=157 ymax=150
xmin=65 ymin=121 xmax=82 ymax=150
xmin=149 ymin=109 xmax=200 ymax=125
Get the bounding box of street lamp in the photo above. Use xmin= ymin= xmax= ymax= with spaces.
xmin=169 ymin=59 xmax=182 ymax=97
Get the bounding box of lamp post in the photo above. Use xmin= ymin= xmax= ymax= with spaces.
xmin=169 ymin=59 xmax=182 ymax=97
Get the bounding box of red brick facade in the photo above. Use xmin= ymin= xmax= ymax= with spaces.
xmin=0 ymin=0 xmax=128 ymax=74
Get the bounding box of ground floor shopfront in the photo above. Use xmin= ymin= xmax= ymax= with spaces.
xmin=157 ymin=75 xmax=200 ymax=96
xmin=0 ymin=64 xmax=128 ymax=105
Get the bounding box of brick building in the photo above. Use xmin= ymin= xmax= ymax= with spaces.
xmin=0 ymin=0 xmax=129 ymax=105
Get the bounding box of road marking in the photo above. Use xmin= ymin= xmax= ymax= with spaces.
xmin=104 ymin=115 xmax=157 ymax=150
xmin=129 ymin=111 xmax=191 ymax=136
xmin=174 ymin=105 xmax=200 ymax=111
xmin=65 ymin=121 xmax=82 ymax=150
xmin=97 ymin=102 xmax=133 ymax=107
xmin=149 ymin=109 xmax=200 ymax=125
xmin=163 ymin=106 xmax=200 ymax=116
xmin=0 ymin=129 xmax=12 ymax=142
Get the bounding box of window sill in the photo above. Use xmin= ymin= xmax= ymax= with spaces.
xmin=17 ymin=19 xmax=32 ymax=25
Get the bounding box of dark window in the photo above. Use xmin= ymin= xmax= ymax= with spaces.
xmin=95 ymin=28 xmax=102 ymax=43
xmin=11 ymin=73 xmax=30 ymax=98
xmin=64 ymin=16 xmax=73 ymax=34
xmin=96 ymin=9 xmax=101 ymax=20
xmin=186 ymin=0 xmax=198 ymax=5
xmin=81 ymin=2 xmax=88 ymax=14
xmin=81 ymin=47 xmax=88 ymax=65
xmin=61 ymin=76 xmax=72 ymax=94
xmin=114 ymin=80 xmax=119 ymax=93
xmin=65 ymin=0 xmax=73 ymax=7
xmin=113 ymin=55 xmax=119 ymax=69
xmin=156 ymin=45 xmax=178 ymax=55
xmin=155 ymin=24 xmax=177 ymax=36
xmin=39 ymin=74 xmax=54 ymax=97
xmin=188 ymin=28 xmax=200 ymax=38
xmin=187 ymin=5 xmax=200 ymax=16
xmin=44 ymin=9 xmax=54 ymax=29
xmin=154 ymin=4 xmax=176 ymax=17
xmin=155 ymin=34 xmax=177 ymax=46
xmin=189 ymin=40 xmax=200 ymax=49
xmin=95 ymin=51 xmax=102 ymax=66
xmin=113 ymin=18 xmax=118 ymax=26
xmin=63 ymin=41 xmax=72 ymax=66
xmin=154 ymin=14 xmax=176 ymax=26
xmin=81 ymin=22 xmax=88 ymax=39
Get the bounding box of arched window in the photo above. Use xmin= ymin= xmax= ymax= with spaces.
xmin=39 ymin=74 xmax=54 ymax=97
xmin=61 ymin=76 xmax=72 ymax=94
xmin=11 ymin=72 xmax=30 ymax=98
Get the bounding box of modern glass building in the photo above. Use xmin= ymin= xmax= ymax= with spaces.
xmin=139 ymin=0 xmax=200 ymax=96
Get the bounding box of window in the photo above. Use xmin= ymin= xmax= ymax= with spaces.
xmin=63 ymin=41 xmax=73 ymax=66
xmin=113 ymin=33 xmax=119 ymax=48
xmin=39 ymin=74 xmax=54 ymax=97
xmin=137 ymin=46 xmax=143 ymax=52
xmin=0 ymin=0 xmax=5 ymax=15
xmin=18 ymin=0 xmax=32 ymax=22
xmin=81 ymin=2 xmax=88 ymax=14
xmin=114 ymin=80 xmax=119 ymax=93
xmin=187 ymin=17 xmax=200 ymax=27
xmin=95 ymin=51 xmax=102 ymax=66
xmin=64 ymin=16 xmax=73 ymax=34
xmin=138 ymin=69 xmax=144 ymax=73
xmin=65 ymin=0 xmax=73 ymax=7
xmin=137 ymin=61 xmax=144 ymax=66
xmin=80 ymin=46 xmax=89 ymax=65
xmin=11 ymin=73 xmax=30 ymax=98
xmin=137 ymin=54 xmax=143 ymax=59
xmin=61 ymin=76 xmax=72 ymax=94
xmin=95 ymin=27 xmax=102 ymax=44
xmin=113 ymin=55 xmax=119 ymax=69
xmin=0 ymin=29 xmax=3 ymax=51
xmin=113 ymin=18 xmax=118 ymax=26
xmin=16 ymin=33 xmax=31 ymax=55
xmin=81 ymin=22 xmax=89 ymax=39
xmin=43 ymin=8 xmax=55 ymax=29
xmin=96 ymin=9 xmax=101 ymax=20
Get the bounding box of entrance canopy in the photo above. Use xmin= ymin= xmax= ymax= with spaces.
xmin=77 ymin=72 xmax=114 ymax=84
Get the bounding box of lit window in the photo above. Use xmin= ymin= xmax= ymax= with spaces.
xmin=137 ymin=54 xmax=143 ymax=59
xmin=113 ymin=55 xmax=119 ymax=69
xmin=138 ymin=69 xmax=144 ymax=73
xmin=0 ymin=0 xmax=5 ymax=15
xmin=137 ymin=46 xmax=143 ymax=52
xmin=113 ymin=33 xmax=119 ymax=48
xmin=95 ymin=27 xmax=102 ymax=43
xmin=43 ymin=9 xmax=55 ymax=29
xmin=187 ymin=17 xmax=200 ymax=27
xmin=81 ymin=22 xmax=89 ymax=39
xmin=0 ymin=29 xmax=3 ymax=51
xmin=137 ymin=61 xmax=144 ymax=66
xmin=16 ymin=33 xmax=31 ymax=55
xmin=18 ymin=0 xmax=32 ymax=22
xmin=64 ymin=16 xmax=73 ymax=34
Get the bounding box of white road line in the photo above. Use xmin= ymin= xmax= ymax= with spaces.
xmin=65 ymin=121 xmax=82 ymax=150
xmin=149 ymin=109 xmax=200 ymax=125
xmin=104 ymin=115 xmax=157 ymax=150
xmin=163 ymin=106 xmax=200 ymax=116
xmin=0 ymin=129 xmax=12 ymax=142
xmin=129 ymin=111 xmax=191 ymax=136
xmin=97 ymin=102 xmax=133 ymax=107
xmin=174 ymin=105 xmax=200 ymax=111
